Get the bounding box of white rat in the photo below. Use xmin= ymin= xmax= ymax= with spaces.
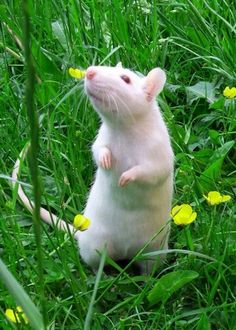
xmin=12 ymin=63 xmax=174 ymax=274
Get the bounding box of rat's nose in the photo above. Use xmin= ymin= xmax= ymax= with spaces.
xmin=86 ymin=67 xmax=96 ymax=80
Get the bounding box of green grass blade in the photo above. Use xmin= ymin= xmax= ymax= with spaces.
xmin=22 ymin=0 xmax=46 ymax=325
xmin=0 ymin=258 xmax=44 ymax=330
xmin=84 ymin=248 xmax=107 ymax=330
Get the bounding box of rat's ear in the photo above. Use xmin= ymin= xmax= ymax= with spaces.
xmin=144 ymin=68 xmax=166 ymax=101
xmin=116 ymin=62 xmax=123 ymax=68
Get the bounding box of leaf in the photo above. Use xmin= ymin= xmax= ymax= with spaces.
xmin=186 ymin=81 xmax=215 ymax=104
xmin=51 ymin=20 xmax=67 ymax=49
xmin=209 ymin=97 xmax=224 ymax=110
xmin=196 ymin=313 xmax=211 ymax=330
xmin=193 ymin=149 xmax=214 ymax=164
xmin=147 ymin=270 xmax=199 ymax=306
xmin=199 ymin=141 xmax=234 ymax=190
xmin=0 ymin=258 xmax=44 ymax=330
xmin=165 ymin=82 xmax=181 ymax=93
xmin=199 ymin=158 xmax=223 ymax=191
xmin=208 ymin=129 xmax=220 ymax=144
xmin=210 ymin=140 xmax=234 ymax=163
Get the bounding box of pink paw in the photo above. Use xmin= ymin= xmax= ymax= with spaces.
xmin=118 ymin=170 xmax=136 ymax=187
xmin=99 ymin=148 xmax=112 ymax=170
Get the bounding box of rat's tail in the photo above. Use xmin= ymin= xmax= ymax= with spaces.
xmin=12 ymin=143 xmax=75 ymax=234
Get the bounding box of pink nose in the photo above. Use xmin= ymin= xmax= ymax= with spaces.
xmin=86 ymin=67 xmax=96 ymax=80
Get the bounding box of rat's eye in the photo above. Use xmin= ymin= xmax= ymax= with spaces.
xmin=120 ymin=75 xmax=131 ymax=84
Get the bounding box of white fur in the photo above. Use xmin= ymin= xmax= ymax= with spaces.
xmin=12 ymin=65 xmax=174 ymax=274
xmin=76 ymin=65 xmax=174 ymax=273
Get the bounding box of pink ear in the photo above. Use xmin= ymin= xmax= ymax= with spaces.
xmin=144 ymin=68 xmax=166 ymax=101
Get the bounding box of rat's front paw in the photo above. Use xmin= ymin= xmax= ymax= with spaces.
xmin=99 ymin=147 xmax=112 ymax=170
xmin=119 ymin=168 xmax=137 ymax=187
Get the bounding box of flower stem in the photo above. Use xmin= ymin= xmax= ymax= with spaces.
xmin=205 ymin=206 xmax=216 ymax=246
xmin=184 ymin=226 xmax=194 ymax=250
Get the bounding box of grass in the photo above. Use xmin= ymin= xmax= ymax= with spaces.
xmin=0 ymin=0 xmax=236 ymax=329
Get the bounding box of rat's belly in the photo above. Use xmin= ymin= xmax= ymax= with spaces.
xmin=84 ymin=167 xmax=173 ymax=230
xmin=78 ymin=168 xmax=172 ymax=266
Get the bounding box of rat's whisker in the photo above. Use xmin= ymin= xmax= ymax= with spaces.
xmin=109 ymin=93 xmax=119 ymax=116
xmin=115 ymin=93 xmax=135 ymax=123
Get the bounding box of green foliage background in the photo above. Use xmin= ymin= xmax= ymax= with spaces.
xmin=0 ymin=0 xmax=235 ymax=329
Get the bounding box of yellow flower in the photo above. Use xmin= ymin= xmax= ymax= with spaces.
xmin=223 ymin=86 xmax=236 ymax=99
xmin=204 ymin=191 xmax=231 ymax=206
xmin=5 ymin=306 xmax=28 ymax=324
xmin=73 ymin=214 xmax=91 ymax=231
xmin=68 ymin=67 xmax=86 ymax=79
xmin=171 ymin=204 xmax=197 ymax=225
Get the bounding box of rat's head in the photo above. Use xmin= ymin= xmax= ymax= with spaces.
xmin=84 ymin=63 xmax=166 ymax=123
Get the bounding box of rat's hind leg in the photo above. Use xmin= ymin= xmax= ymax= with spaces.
xmin=135 ymin=240 xmax=169 ymax=275
xmin=76 ymin=232 xmax=117 ymax=271
xmin=135 ymin=256 xmax=164 ymax=275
